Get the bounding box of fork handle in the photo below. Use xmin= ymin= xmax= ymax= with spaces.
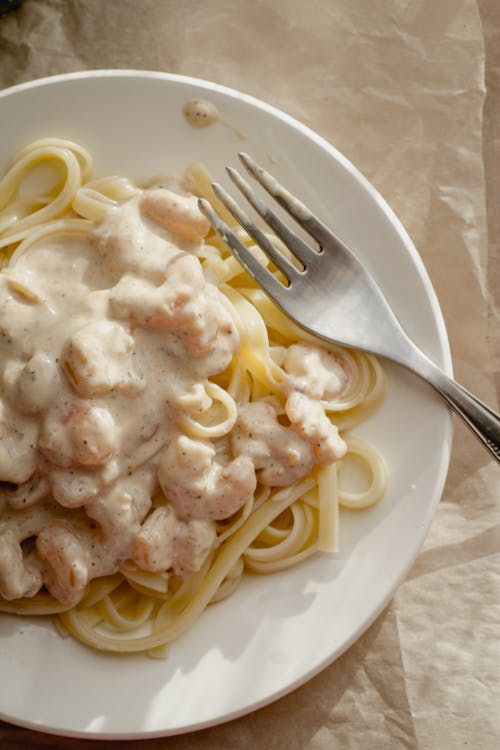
xmin=411 ymin=355 xmax=500 ymax=462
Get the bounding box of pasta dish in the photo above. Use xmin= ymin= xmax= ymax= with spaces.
xmin=0 ymin=139 xmax=386 ymax=655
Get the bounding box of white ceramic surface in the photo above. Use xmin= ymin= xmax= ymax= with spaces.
xmin=0 ymin=71 xmax=452 ymax=739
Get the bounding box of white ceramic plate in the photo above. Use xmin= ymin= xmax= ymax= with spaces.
xmin=0 ymin=71 xmax=452 ymax=739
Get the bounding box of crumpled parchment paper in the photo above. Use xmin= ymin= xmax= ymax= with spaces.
xmin=0 ymin=1 xmax=498 ymax=748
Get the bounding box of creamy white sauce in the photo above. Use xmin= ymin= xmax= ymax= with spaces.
xmin=0 ymin=188 xmax=240 ymax=604
xmin=183 ymin=99 xmax=220 ymax=128
xmin=0 ymin=183 xmax=347 ymax=607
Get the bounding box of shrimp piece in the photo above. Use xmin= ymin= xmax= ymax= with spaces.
xmin=158 ymin=436 xmax=256 ymax=521
xmin=172 ymin=516 xmax=216 ymax=575
xmin=86 ymin=487 xmax=139 ymax=551
xmin=3 ymin=352 xmax=60 ymax=415
xmin=108 ymin=252 xmax=205 ymax=327
xmin=286 ymin=392 xmax=347 ymax=463
xmin=232 ymin=397 xmax=346 ymax=487
xmin=93 ymin=199 xmax=175 ymax=283
xmin=38 ymin=405 xmax=74 ymax=469
xmin=133 ymin=505 xmax=178 ymax=571
xmin=0 ymin=399 xmax=38 ymax=484
xmin=283 ymin=343 xmax=350 ymax=400
xmin=178 ymin=285 xmax=239 ymax=364
xmin=39 ymin=404 xmax=117 ymax=470
xmin=133 ymin=504 xmax=216 ymax=575
xmin=109 ymin=254 xmax=239 ymax=371
xmin=70 ymin=405 xmax=117 ymax=466
xmin=36 ymin=522 xmax=88 ymax=606
xmin=231 ymin=399 xmax=315 ymax=487
xmin=140 ymin=188 xmax=210 ymax=241
xmin=0 ymin=528 xmax=43 ymax=600
xmin=63 ymin=320 xmax=143 ymax=398
xmin=49 ymin=466 xmax=102 ymax=509
xmin=85 ymin=468 xmax=155 ymax=569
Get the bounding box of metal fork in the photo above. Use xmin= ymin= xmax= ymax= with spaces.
xmin=198 ymin=153 xmax=500 ymax=462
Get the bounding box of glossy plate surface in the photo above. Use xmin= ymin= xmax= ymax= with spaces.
xmin=0 ymin=71 xmax=452 ymax=739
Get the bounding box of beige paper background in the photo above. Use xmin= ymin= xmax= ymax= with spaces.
xmin=0 ymin=1 xmax=498 ymax=748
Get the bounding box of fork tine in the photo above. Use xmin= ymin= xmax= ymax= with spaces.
xmin=225 ymin=166 xmax=315 ymax=268
xmin=210 ymin=181 xmax=301 ymax=284
xmin=238 ymin=152 xmax=331 ymax=247
xmin=198 ymin=198 xmax=291 ymax=305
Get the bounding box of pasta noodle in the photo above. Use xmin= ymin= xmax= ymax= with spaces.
xmin=0 ymin=138 xmax=387 ymax=654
